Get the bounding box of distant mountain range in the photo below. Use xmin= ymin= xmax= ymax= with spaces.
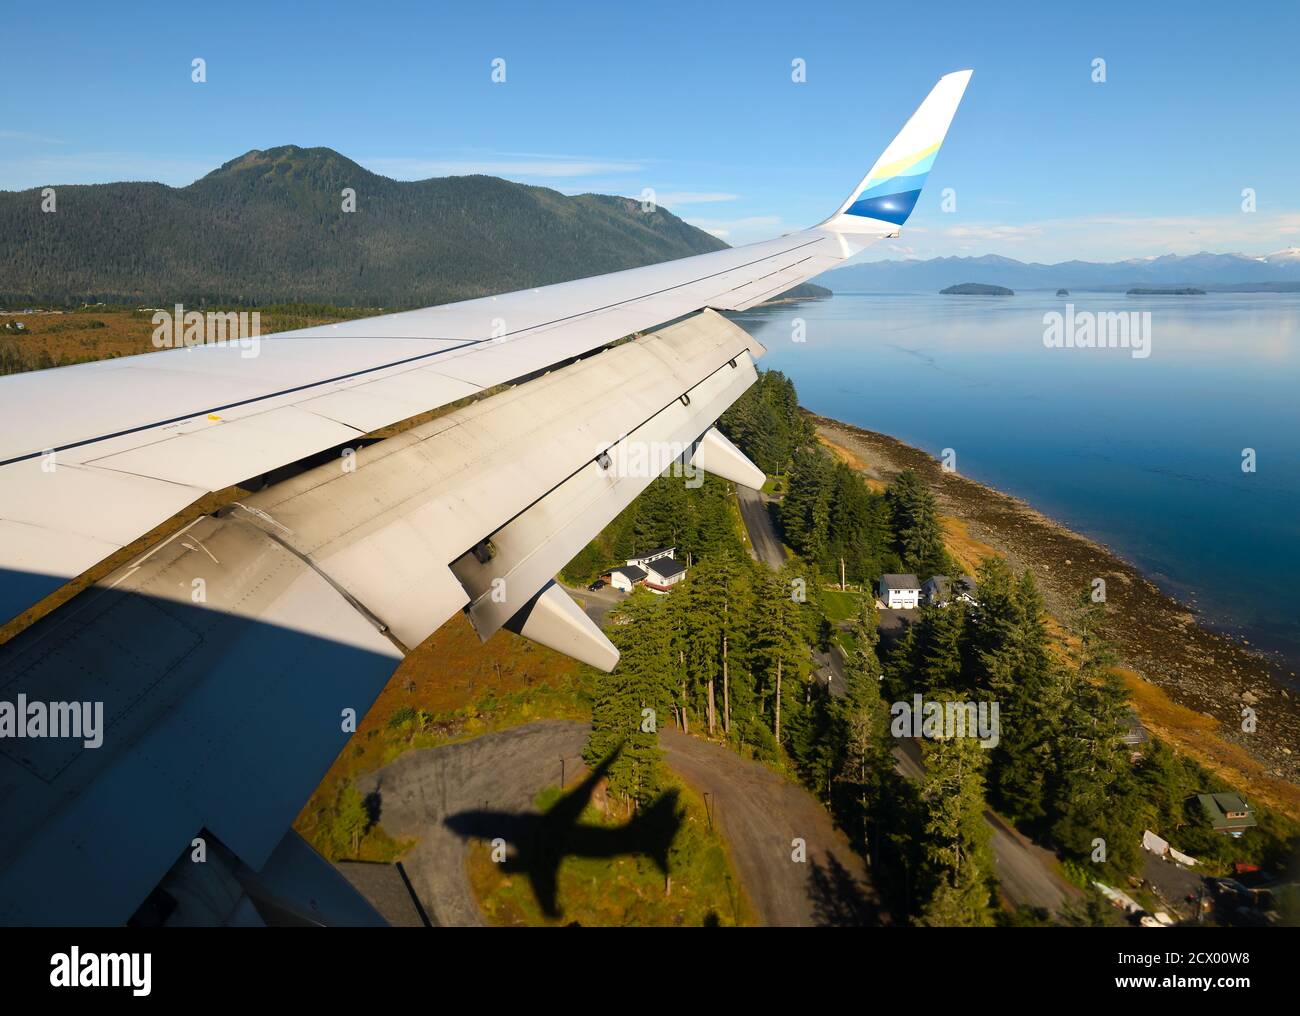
xmin=0 ymin=145 xmax=731 ymax=307
xmin=820 ymin=249 xmax=1300 ymax=293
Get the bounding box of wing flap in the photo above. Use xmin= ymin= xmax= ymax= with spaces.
xmin=235 ymin=310 xmax=757 ymax=648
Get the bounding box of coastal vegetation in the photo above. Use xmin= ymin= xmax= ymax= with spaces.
xmin=0 ymin=304 xmax=380 ymax=375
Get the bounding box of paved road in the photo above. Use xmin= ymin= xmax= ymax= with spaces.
xmin=811 ymin=645 xmax=847 ymax=699
xmin=983 ymin=810 xmax=1079 ymax=914
xmin=361 ymin=720 xmax=886 ymax=926
xmin=891 ymin=738 xmax=1079 ymax=914
xmin=736 ymin=486 xmax=786 ymax=570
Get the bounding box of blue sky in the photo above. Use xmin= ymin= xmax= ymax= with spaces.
xmin=2 ymin=0 xmax=1298 ymax=261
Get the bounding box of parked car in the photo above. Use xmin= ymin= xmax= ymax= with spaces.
xmin=587 ymin=580 xmax=605 ymax=591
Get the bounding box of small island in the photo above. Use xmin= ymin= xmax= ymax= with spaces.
xmin=760 ymin=281 xmax=832 ymax=305
xmin=1056 ymin=288 xmax=1069 ymax=296
xmin=940 ymin=282 xmax=1014 ymax=296
xmin=1126 ymin=286 xmax=1206 ymax=295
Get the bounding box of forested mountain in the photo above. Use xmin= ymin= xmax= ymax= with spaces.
xmin=0 ymin=145 xmax=729 ymax=306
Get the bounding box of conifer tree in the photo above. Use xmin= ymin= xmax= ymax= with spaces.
xmin=833 ymin=597 xmax=892 ymax=852
xmin=1046 ymin=591 xmax=1137 ymax=866
xmin=886 ymin=470 xmax=950 ymax=578
xmin=916 ymin=735 xmax=994 ymax=926
xmin=586 ymin=593 xmax=670 ymax=810
xmin=336 ymin=782 xmax=370 ymax=858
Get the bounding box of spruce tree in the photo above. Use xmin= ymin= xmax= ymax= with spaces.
xmin=586 ymin=593 xmax=670 ymax=810
xmin=916 ymin=735 xmax=994 ymax=926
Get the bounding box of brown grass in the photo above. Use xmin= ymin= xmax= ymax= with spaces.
xmin=818 ymin=432 xmax=886 ymax=492
xmin=1116 ymin=667 xmax=1300 ymax=816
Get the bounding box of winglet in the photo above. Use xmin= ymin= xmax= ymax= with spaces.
xmin=820 ymin=70 xmax=972 ymax=236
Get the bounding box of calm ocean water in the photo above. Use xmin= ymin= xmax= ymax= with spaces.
xmin=730 ymin=291 xmax=1300 ymax=672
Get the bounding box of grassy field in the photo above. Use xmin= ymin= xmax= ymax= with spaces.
xmin=466 ymin=778 xmax=756 ymax=927
xmin=0 ymin=304 xmax=379 ymax=373
xmin=821 ymin=588 xmax=868 ymax=623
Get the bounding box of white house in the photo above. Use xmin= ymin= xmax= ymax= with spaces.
xmin=879 ymin=574 xmax=921 ymax=609
xmin=643 ymin=555 xmax=686 ymax=593
xmin=605 ymin=547 xmax=688 ymax=594
xmin=604 ymin=565 xmax=647 ymax=592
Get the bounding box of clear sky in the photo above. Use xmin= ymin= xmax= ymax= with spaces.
xmin=3 ymin=0 xmax=1298 ymax=262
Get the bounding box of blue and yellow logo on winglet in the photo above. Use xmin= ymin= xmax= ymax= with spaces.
xmin=844 ymin=141 xmax=940 ymax=225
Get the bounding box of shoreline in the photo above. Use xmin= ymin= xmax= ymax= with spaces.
xmin=811 ymin=413 xmax=1300 ymax=816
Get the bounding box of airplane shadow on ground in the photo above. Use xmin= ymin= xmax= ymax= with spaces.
xmin=442 ymin=745 xmax=683 ymax=919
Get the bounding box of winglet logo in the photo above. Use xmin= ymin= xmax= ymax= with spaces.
xmin=50 ymin=948 xmax=151 ymax=997
xmin=845 ymin=142 xmax=940 ymax=225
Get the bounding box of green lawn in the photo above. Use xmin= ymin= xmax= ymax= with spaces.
xmin=835 ymin=628 xmax=860 ymax=656
xmin=822 ymin=588 xmax=867 ymax=624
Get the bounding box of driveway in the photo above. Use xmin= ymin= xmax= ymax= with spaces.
xmin=812 ymin=645 xmax=848 ymax=699
xmin=560 ymin=581 xmax=624 ymax=626
xmin=736 ymin=486 xmax=786 ymax=570
xmin=661 ymin=729 xmax=886 ymax=926
xmin=360 ymin=720 xmax=887 ymax=926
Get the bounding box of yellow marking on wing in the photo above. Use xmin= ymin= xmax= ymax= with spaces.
xmin=864 ymin=141 xmax=941 ymax=187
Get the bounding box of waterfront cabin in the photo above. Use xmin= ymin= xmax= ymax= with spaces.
xmin=1196 ymin=793 xmax=1257 ymax=837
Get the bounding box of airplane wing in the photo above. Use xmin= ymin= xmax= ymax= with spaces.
xmin=0 ymin=71 xmax=971 ymax=925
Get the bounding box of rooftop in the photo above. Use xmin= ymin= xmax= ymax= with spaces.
xmin=880 ymin=574 xmax=921 ymax=589
xmin=647 ymin=556 xmax=686 ymax=579
xmin=628 ymin=546 xmax=675 ymax=563
xmin=609 ymin=565 xmax=647 ymax=582
xmin=1196 ymin=793 xmax=1257 ymax=832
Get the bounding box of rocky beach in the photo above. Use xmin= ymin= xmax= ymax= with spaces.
xmin=814 ymin=414 xmax=1300 ymax=817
